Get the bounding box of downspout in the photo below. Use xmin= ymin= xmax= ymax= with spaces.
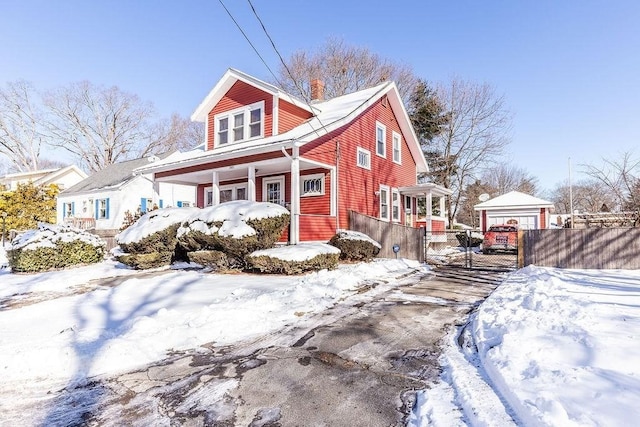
xmin=335 ymin=140 xmax=340 ymax=232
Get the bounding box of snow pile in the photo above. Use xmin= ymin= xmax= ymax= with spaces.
xmin=412 ymin=266 xmax=640 ymax=426
xmin=333 ymin=229 xmax=382 ymax=249
xmin=250 ymin=242 xmax=340 ymax=262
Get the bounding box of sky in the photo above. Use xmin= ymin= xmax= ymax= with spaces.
xmin=2 ymin=230 xmax=640 ymax=425
xmin=2 ymin=0 xmax=639 ymax=194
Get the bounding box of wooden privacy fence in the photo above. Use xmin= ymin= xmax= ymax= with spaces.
xmin=349 ymin=211 xmax=424 ymax=261
xmin=521 ymin=228 xmax=640 ymax=269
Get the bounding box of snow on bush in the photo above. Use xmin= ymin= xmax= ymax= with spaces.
xmin=247 ymin=243 xmax=340 ymax=274
xmin=328 ymin=229 xmax=381 ymax=262
xmin=115 ymin=207 xmax=200 ymax=269
xmin=7 ymin=223 xmax=105 ymax=273
xmin=177 ymin=200 xmax=290 ymax=266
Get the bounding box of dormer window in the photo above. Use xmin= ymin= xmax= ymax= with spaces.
xmin=215 ymin=101 xmax=264 ymax=147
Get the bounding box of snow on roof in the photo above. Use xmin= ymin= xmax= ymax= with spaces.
xmin=135 ymin=77 xmax=428 ymax=175
xmin=474 ymin=190 xmax=554 ymax=210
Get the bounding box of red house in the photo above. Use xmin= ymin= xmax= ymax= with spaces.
xmin=137 ymin=69 xmax=450 ymax=244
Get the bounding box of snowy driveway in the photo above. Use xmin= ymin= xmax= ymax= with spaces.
xmin=15 ymin=266 xmax=502 ymax=426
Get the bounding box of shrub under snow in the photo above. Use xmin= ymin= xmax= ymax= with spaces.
xmin=7 ymin=223 xmax=106 ymax=273
xmin=328 ymin=229 xmax=381 ymax=262
xmin=116 ymin=207 xmax=200 ymax=269
xmin=246 ymin=243 xmax=340 ymax=274
xmin=177 ymin=200 xmax=290 ymax=267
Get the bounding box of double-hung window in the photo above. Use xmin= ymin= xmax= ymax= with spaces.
xmin=357 ymin=147 xmax=371 ymax=169
xmin=392 ymin=189 xmax=400 ymax=222
xmin=376 ymin=122 xmax=386 ymax=158
xmin=392 ymin=131 xmax=401 ymax=164
xmin=379 ymin=185 xmax=390 ymax=221
xmin=215 ymin=101 xmax=264 ymax=146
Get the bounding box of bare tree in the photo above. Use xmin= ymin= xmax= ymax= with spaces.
xmin=549 ymin=179 xmax=615 ymax=214
xmin=141 ymin=113 xmax=204 ymax=156
xmin=0 ymin=81 xmax=45 ymax=172
xmin=276 ymin=37 xmax=418 ymax=103
xmin=43 ymin=81 xmax=156 ymax=172
xmin=583 ymin=152 xmax=640 ymax=212
xmin=431 ymin=78 xmax=512 ymax=226
xmin=481 ymin=164 xmax=539 ymax=196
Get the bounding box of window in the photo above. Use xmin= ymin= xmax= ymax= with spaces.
xmin=392 ymin=189 xmax=400 ymax=222
xmin=214 ymin=101 xmax=264 ymax=146
xmin=376 ymin=122 xmax=386 ymax=157
xmin=301 ymin=173 xmax=324 ymax=197
xmin=176 ymin=201 xmax=191 ymax=208
xmin=140 ymin=198 xmax=153 ymax=213
xmin=205 ymin=189 xmax=214 ymax=207
xmin=357 ymin=147 xmax=371 ymax=170
xmin=96 ymin=198 xmax=109 ymax=220
xmin=63 ymin=202 xmax=73 ymax=218
xmin=206 ymin=184 xmax=247 ymax=206
xmin=379 ymin=185 xmax=390 ymax=220
xmin=392 ymin=131 xmax=401 ymax=164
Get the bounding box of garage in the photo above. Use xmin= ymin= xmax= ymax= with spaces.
xmin=474 ymin=191 xmax=554 ymax=233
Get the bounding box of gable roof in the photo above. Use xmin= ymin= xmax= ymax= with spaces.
xmin=0 ymin=165 xmax=87 ymax=189
xmin=474 ymin=190 xmax=554 ymax=210
xmin=137 ymin=70 xmax=429 ymax=175
xmin=191 ymin=68 xmax=314 ymax=122
xmin=62 ymin=155 xmax=169 ymax=195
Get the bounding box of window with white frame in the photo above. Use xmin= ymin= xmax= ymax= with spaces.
xmin=206 ymin=184 xmax=247 ymax=206
xmin=392 ymin=189 xmax=400 ymax=222
xmin=379 ymin=185 xmax=390 ymax=220
xmin=96 ymin=198 xmax=109 ymax=219
xmin=205 ymin=188 xmax=214 ymax=206
xmin=214 ymin=101 xmax=264 ymax=146
xmin=63 ymin=202 xmax=73 ymax=218
xmin=357 ymin=147 xmax=371 ymax=169
xmin=392 ymin=131 xmax=401 ymax=164
xmin=376 ymin=122 xmax=386 ymax=157
xmin=262 ymin=176 xmax=285 ymax=205
xmin=301 ymin=173 xmax=324 ymax=197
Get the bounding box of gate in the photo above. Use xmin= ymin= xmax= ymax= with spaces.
xmin=425 ymin=229 xmax=517 ymax=270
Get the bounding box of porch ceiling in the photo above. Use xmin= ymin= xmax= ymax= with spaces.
xmin=153 ymin=157 xmax=327 ymax=185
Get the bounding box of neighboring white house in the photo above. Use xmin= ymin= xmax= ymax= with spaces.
xmin=474 ymin=190 xmax=554 ymax=233
xmin=56 ymin=155 xmax=196 ymax=230
xmin=0 ymin=165 xmax=87 ymax=192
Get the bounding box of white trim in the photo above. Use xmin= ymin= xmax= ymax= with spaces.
xmin=300 ymin=173 xmax=325 ymax=197
xmin=379 ymin=184 xmax=390 ymax=221
xmin=357 ymin=147 xmax=371 ymax=170
xmin=392 ymin=131 xmax=401 ymax=165
xmin=376 ymin=121 xmax=386 ymax=158
xmin=219 ymin=183 xmax=248 ymax=203
xmin=272 ymin=95 xmax=279 ymax=136
xmin=391 ymin=188 xmax=401 ymax=222
xmin=262 ymin=176 xmax=285 ymax=205
xmin=214 ymin=101 xmax=265 ymax=147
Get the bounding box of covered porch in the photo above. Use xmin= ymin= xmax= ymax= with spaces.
xmin=399 ymin=183 xmax=452 ymax=243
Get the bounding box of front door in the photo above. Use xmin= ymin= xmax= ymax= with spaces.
xmin=262 ymin=176 xmax=285 ymax=206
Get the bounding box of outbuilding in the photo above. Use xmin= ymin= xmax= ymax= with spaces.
xmin=474 ymin=190 xmax=554 ymax=232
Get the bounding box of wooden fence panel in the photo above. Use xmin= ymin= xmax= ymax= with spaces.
xmin=348 ymin=211 xmax=424 ymax=261
xmin=522 ymin=228 xmax=640 ymax=269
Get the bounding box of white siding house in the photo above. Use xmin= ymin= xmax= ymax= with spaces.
xmin=474 ymin=191 xmax=554 ymax=233
xmin=57 ymin=156 xmax=195 ymax=231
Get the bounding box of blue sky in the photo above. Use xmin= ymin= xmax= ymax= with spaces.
xmin=2 ymin=0 xmax=639 ymax=194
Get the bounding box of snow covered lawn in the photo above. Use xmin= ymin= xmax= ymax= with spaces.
xmin=412 ymin=265 xmax=640 ymax=426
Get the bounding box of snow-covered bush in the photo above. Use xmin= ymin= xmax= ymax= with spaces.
xmin=246 ymin=243 xmax=340 ymax=274
xmin=177 ymin=200 xmax=290 ymax=267
xmin=116 ymin=207 xmax=199 ymax=269
xmin=7 ymin=223 xmax=105 ymax=273
xmin=187 ymin=250 xmax=228 ymax=270
xmin=328 ymin=230 xmax=381 ymax=262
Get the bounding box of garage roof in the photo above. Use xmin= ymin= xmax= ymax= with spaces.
xmin=474 ymin=190 xmax=554 ymax=211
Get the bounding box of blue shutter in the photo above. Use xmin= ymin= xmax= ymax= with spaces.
xmin=71 ymin=202 xmax=75 ymax=216
xmin=95 ymin=199 xmax=99 ymax=219
xmin=141 ymin=197 xmax=147 ymax=213
xmin=62 ymin=203 xmax=67 ymax=218
xmin=177 ymin=201 xmax=183 ymax=208
xmin=105 ymin=198 xmax=110 ymax=219
xmin=159 ymin=199 xmax=163 ymax=208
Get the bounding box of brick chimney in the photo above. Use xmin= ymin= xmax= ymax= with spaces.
xmin=310 ymin=78 xmax=325 ymax=101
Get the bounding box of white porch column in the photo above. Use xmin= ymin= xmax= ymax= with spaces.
xmin=152 ymin=179 xmax=160 ymax=206
xmin=290 ymin=145 xmax=300 ymax=244
xmin=439 ymin=195 xmax=445 ymax=219
xmin=426 ymin=192 xmax=433 ymax=236
xmin=330 ymin=168 xmax=337 ymax=217
xmin=247 ymin=166 xmax=256 ymax=201
xmin=211 ymin=171 xmax=220 ymax=206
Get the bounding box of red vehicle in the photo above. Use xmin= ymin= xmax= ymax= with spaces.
xmin=482 ymin=224 xmax=518 ymax=254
